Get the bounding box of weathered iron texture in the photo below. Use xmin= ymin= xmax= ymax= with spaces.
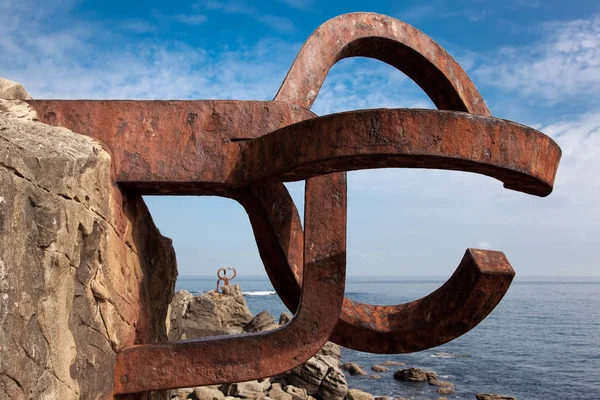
xmin=216 ymin=267 xmax=237 ymax=292
xmin=114 ymin=174 xmax=347 ymax=393
xmin=23 ymin=11 xmax=561 ymax=395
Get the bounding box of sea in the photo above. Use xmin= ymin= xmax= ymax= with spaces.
xmin=175 ymin=276 xmax=600 ymax=400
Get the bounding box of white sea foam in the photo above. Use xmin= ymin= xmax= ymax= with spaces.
xmin=430 ymin=352 xmax=456 ymax=359
xmin=242 ymin=291 xmax=276 ymax=296
xmin=430 ymin=352 xmax=468 ymax=359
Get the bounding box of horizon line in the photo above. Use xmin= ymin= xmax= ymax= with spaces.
xmin=177 ymin=274 xmax=600 ymax=280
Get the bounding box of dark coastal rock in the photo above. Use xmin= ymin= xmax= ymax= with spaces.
xmin=346 ymin=388 xmax=375 ymax=400
xmin=279 ymin=312 xmax=292 ymax=325
xmin=368 ymin=375 xmax=381 ymax=379
xmin=437 ymin=387 xmax=456 ymax=395
xmin=475 ymin=395 xmax=517 ymax=400
xmin=246 ymin=310 xmax=279 ymax=332
xmin=371 ymin=365 xmax=389 ymax=372
xmin=381 ymin=361 xmax=406 ymax=366
xmin=426 ymin=371 xmax=438 ymax=381
xmin=341 ymin=362 xmax=368 ymax=376
xmin=393 ymin=368 xmax=429 ymax=382
xmin=428 ymin=378 xmax=455 ymax=387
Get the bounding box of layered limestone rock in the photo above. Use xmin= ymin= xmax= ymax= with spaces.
xmin=0 ymin=85 xmax=177 ymax=399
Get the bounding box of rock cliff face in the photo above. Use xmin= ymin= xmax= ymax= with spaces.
xmin=0 ymin=81 xmax=177 ymax=399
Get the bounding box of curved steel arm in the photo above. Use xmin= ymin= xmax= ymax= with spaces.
xmin=275 ymin=12 xmax=490 ymax=116
xmin=240 ymin=109 xmax=560 ymax=197
xmin=331 ymin=249 xmax=515 ymax=353
xmin=244 ymin=110 xmax=559 ymax=353
xmin=113 ymin=174 xmax=347 ymax=394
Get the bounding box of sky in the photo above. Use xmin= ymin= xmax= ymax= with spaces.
xmin=1 ymin=0 xmax=599 ymax=277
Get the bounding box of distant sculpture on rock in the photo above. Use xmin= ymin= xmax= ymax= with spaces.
xmin=216 ymin=266 xmax=237 ymax=292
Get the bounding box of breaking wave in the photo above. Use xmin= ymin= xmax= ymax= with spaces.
xmin=242 ymin=291 xmax=276 ymax=296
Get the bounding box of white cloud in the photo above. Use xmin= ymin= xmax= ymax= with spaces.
xmin=120 ymin=19 xmax=156 ymax=33
xmin=172 ymin=14 xmax=208 ymax=26
xmin=475 ymin=14 xmax=600 ymax=104
xmin=511 ymin=0 xmax=545 ymax=9
xmin=397 ymin=1 xmax=489 ymax=24
xmin=276 ymin=0 xmax=315 ymax=10
xmin=195 ymin=0 xmax=295 ymax=33
xmin=0 ymin=1 xmax=300 ymax=102
xmin=312 ymin=58 xmax=434 ymax=116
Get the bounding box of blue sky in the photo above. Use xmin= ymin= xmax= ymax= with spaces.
xmin=2 ymin=0 xmax=599 ymax=277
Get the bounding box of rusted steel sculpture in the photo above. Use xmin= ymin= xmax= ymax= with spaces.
xmin=23 ymin=12 xmax=561 ymax=395
xmin=216 ymin=266 xmax=237 ymax=292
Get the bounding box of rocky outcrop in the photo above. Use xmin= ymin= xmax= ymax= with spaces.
xmin=380 ymin=361 xmax=405 ymax=367
xmin=169 ymin=286 xmax=253 ymax=338
xmin=428 ymin=377 xmax=454 ymax=388
xmin=167 ymin=289 xmax=347 ymax=400
xmin=221 ymin=380 xmax=272 ymax=399
xmin=436 ymin=387 xmax=456 ymax=395
xmin=345 ymin=389 xmax=373 ymax=400
xmin=393 ymin=368 xmax=429 ymax=382
xmin=370 ymin=365 xmax=388 ymax=372
xmin=0 ymin=83 xmax=177 ymax=399
xmin=340 ymin=362 xmax=367 ymax=376
xmin=0 ymin=78 xmax=32 ymax=100
xmin=278 ymin=312 xmax=292 ymax=325
xmin=167 ymin=290 xmax=195 ymax=340
xmin=268 ymin=382 xmax=292 ymax=400
xmin=284 ymin=352 xmax=347 ymax=400
xmin=246 ymin=310 xmax=279 ymax=332
xmin=193 ymin=387 xmax=225 ymax=400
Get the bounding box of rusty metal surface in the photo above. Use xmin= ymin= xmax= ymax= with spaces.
xmin=114 ymin=174 xmax=347 ymax=394
xmin=275 ymin=12 xmax=491 ymax=115
xmin=244 ymin=110 xmax=557 ymax=353
xmin=20 ymin=11 xmax=562 ymax=395
xmin=216 ymin=267 xmax=237 ymax=292
xmin=240 ymin=109 xmax=560 ymax=196
xmin=330 ymin=249 xmax=514 ymax=353
xmin=26 ymin=100 xmax=316 ymax=194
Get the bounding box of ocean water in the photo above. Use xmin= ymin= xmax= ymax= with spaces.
xmin=176 ymin=276 xmax=600 ymax=400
